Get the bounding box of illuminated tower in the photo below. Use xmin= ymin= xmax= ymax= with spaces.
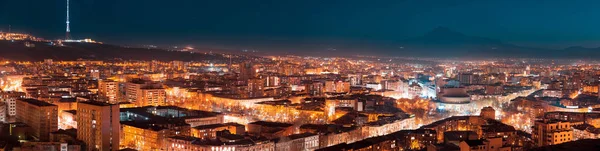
xmin=65 ymin=0 xmax=71 ymax=40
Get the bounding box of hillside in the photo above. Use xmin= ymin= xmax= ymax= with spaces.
xmin=0 ymin=40 xmax=227 ymax=61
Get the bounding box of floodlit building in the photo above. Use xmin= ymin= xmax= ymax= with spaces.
xmin=98 ymin=80 xmax=119 ymax=104
xmin=77 ymin=101 xmax=120 ymax=151
xmin=532 ymin=119 xmax=574 ymax=147
xmin=124 ymin=79 xmax=165 ymax=106
xmin=16 ymin=99 xmax=58 ymax=141
xmin=0 ymin=91 xmax=25 ymax=117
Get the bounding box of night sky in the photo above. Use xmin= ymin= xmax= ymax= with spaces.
xmin=2 ymin=0 xmax=600 ymax=49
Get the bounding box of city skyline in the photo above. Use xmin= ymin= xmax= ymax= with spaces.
xmin=2 ymin=1 xmax=600 ymax=151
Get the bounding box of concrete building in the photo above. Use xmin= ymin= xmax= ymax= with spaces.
xmin=139 ymin=88 xmax=166 ymax=106
xmin=0 ymin=91 xmax=25 ymax=117
xmin=119 ymin=106 xmax=226 ymax=150
xmin=274 ymin=133 xmax=320 ymax=151
xmin=247 ymin=78 xmax=265 ymax=97
xmin=191 ymin=123 xmax=245 ymax=139
xmin=16 ymin=99 xmax=58 ymax=141
xmin=98 ymin=80 xmax=119 ymax=104
xmin=164 ymin=135 xmax=275 ymax=151
xmin=532 ymin=119 xmax=574 ymax=147
xmin=239 ymin=62 xmax=256 ymax=80
xmin=366 ymin=83 xmax=382 ymax=91
xmin=77 ymin=101 xmax=120 ymax=151
xmin=459 ymin=73 xmax=475 ymax=85
xmin=348 ymin=74 xmax=362 ymax=86
xmin=121 ymin=122 xmax=190 ymax=151
xmin=124 ymin=79 xmax=165 ymax=106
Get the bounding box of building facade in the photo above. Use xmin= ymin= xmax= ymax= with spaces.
xmin=16 ymin=99 xmax=58 ymax=141
xmin=532 ymin=119 xmax=574 ymax=147
xmin=98 ymin=80 xmax=119 ymax=104
xmin=77 ymin=101 xmax=120 ymax=151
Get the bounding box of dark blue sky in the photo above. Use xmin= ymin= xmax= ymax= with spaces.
xmin=2 ymin=0 xmax=600 ymax=48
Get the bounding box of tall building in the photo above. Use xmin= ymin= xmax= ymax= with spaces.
xmin=125 ymin=80 xmax=144 ymax=103
xmin=459 ymin=73 xmax=474 ymax=85
xmin=247 ymin=78 xmax=264 ymax=97
xmin=274 ymin=133 xmax=320 ymax=151
xmin=124 ymin=79 xmax=165 ymax=106
xmin=98 ymin=80 xmax=119 ymax=104
xmin=0 ymin=91 xmax=25 ymax=117
xmin=324 ymin=80 xmax=351 ymax=93
xmin=305 ymin=81 xmax=324 ymax=96
xmin=265 ymin=75 xmax=280 ymax=87
xmin=16 ymin=99 xmax=58 ymax=141
xmin=383 ymin=80 xmax=401 ymax=91
xmin=171 ymin=60 xmax=186 ymax=71
xmin=324 ymin=80 xmax=336 ymax=93
xmin=239 ymin=62 xmax=256 ymax=80
xmin=532 ymin=119 xmax=574 ymax=147
xmin=139 ymin=88 xmax=167 ymax=106
xmin=77 ymin=101 xmax=120 ymax=151
xmin=348 ymin=74 xmax=362 ymax=86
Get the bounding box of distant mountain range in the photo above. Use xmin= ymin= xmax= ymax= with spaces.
xmin=1 ymin=27 xmax=599 ymax=60
xmin=381 ymin=27 xmax=599 ymax=59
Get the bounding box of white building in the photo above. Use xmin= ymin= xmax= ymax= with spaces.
xmin=366 ymin=83 xmax=382 ymax=91
xmin=275 ymin=133 xmax=320 ymax=151
xmin=0 ymin=91 xmax=24 ymax=117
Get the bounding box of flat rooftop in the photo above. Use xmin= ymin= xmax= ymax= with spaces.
xmin=248 ymin=121 xmax=293 ymax=127
xmin=18 ymin=99 xmax=56 ymax=107
xmin=79 ymin=101 xmax=114 ymax=106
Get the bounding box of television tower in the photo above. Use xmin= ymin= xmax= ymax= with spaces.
xmin=65 ymin=0 xmax=71 ymax=40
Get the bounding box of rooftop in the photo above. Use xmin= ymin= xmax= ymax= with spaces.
xmin=248 ymin=121 xmax=293 ymax=128
xmin=58 ymin=98 xmax=77 ymax=102
xmin=193 ymin=123 xmax=244 ymax=130
xmin=79 ymin=101 xmax=114 ymax=106
xmin=286 ymin=132 xmax=317 ymax=140
xmin=444 ymin=131 xmax=478 ymax=141
xmin=18 ymin=99 xmax=56 ymax=107
xmin=481 ymin=119 xmax=516 ymax=132
xmin=63 ymin=110 xmax=77 ymax=115
xmin=463 ymin=140 xmax=485 ymax=146
xmin=535 ymin=119 xmax=569 ymax=124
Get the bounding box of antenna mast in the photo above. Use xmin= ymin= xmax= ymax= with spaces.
xmin=65 ymin=0 xmax=71 ymax=40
